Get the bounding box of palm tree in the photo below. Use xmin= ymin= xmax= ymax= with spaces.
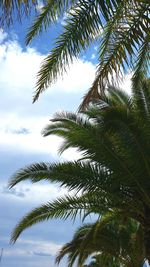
xmin=9 ymin=79 xmax=150 ymax=263
xmin=56 ymin=215 xmax=145 ymax=267
xmin=1 ymin=1 xmax=149 ymax=106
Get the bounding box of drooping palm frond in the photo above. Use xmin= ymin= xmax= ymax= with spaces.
xmin=82 ymin=1 xmax=150 ymax=108
xmin=33 ymin=0 xmax=104 ymax=102
xmin=41 ymin=107 xmax=150 ymax=208
xmin=9 ymin=161 xmax=108 ymax=193
xmin=0 ymin=0 xmax=37 ymax=25
xmin=132 ymin=33 xmax=150 ymax=90
xmin=10 ymin=194 xmax=97 ymax=243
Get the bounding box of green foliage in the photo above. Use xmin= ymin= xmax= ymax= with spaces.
xmin=1 ymin=1 xmax=149 ymax=106
xmin=9 ymin=80 xmax=150 ymax=262
xmin=27 ymin=0 xmax=150 ymax=105
xmin=56 ymin=214 xmax=145 ymax=267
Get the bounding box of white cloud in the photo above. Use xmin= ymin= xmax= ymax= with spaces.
xmin=53 ymin=59 xmax=96 ymax=93
xmin=91 ymin=53 xmax=96 ymax=60
xmin=120 ymin=72 xmax=132 ymax=94
xmin=0 ymin=30 xmax=95 ymax=97
xmin=0 ymin=29 xmax=133 ymax=172
xmin=5 ymin=238 xmax=62 ymax=257
xmin=21 ymin=238 xmax=62 ymax=256
xmin=36 ymin=0 xmax=44 ymax=12
xmin=4 ymin=182 xmax=68 ymax=204
xmin=0 ymin=30 xmax=95 ymax=159
xmin=0 ymin=29 xmax=8 ymax=43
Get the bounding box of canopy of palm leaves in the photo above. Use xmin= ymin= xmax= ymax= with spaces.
xmin=56 ymin=215 xmax=144 ymax=267
xmin=1 ymin=1 xmax=149 ymax=106
xmin=9 ymin=79 xmax=150 ymax=262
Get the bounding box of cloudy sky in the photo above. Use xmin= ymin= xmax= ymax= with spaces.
xmin=0 ymin=9 xmax=98 ymax=267
xmin=0 ymin=5 xmax=134 ymax=267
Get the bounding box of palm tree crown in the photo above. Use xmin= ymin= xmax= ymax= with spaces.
xmin=9 ymin=79 xmax=150 ymax=263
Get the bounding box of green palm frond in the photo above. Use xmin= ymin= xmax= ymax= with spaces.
xmin=10 ymin=194 xmax=96 ymax=243
xmin=132 ymin=78 xmax=150 ymax=120
xmin=82 ymin=2 xmax=150 ymax=107
xmin=106 ymin=86 xmax=131 ymax=108
xmin=0 ymin=0 xmax=37 ymax=25
xmin=33 ymin=0 xmax=103 ymax=102
xmin=9 ymin=161 xmax=111 ymax=195
xmin=132 ymin=33 xmax=150 ymax=90
xmin=42 ymin=109 xmax=150 ymax=201
xmin=26 ymin=0 xmax=77 ymax=45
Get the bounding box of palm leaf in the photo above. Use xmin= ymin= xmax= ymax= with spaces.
xmin=26 ymin=0 xmax=77 ymax=44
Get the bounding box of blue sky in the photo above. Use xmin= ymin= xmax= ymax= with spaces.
xmin=0 ymin=4 xmax=133 ymax=267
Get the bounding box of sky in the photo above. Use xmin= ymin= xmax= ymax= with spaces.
xmin=0 ymin=3 xmax=133 ymax=267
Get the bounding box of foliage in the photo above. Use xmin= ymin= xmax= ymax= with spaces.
xmin=1 ymin=1 xmax=149 ymax=106
xmin=56 ymin=214 xmax=145 ymax=267
xmin=9 ymin=80 xmax=150 ymax=262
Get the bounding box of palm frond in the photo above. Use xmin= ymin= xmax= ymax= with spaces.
xmin=80 ymin=2 xmax=150 ymax=108
xmin=11 ymin=194 xmax=96 ymax=243
xmin=9 ymin=161 xmax=109 ymax=194
xmin=33 ymin=0 xmax=103 ymax=102
xmin=26 ymin=0 xmax=77 ymax=44
xmin=106 ymin=86 xmax=131 ymax=108
xmin=132 ymin=33 xmax=150 ymax=90
xmin=0 ymin=0 xmax=37 ymax=25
